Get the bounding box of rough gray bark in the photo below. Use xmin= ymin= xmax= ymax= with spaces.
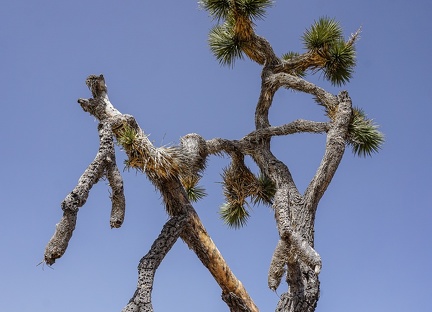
xmin=39 ymin=1 xmax=381 ymax=310
xmin=39 ymin=1 xmax=378 ymax=310
xmin=121 ymin=215 xmax=187 ymax=312
xmin=211 ymin=6 xmax=355 ymax=310
xmin=44 ymin=75 xmax=259 ymax=312
xmin=44 ymin=66 xmax=353 ymax=311
xmin=44 ymin=121 xmax=125 ymax=264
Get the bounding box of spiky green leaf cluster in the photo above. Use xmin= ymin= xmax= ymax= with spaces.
xmin=323 ymin=40 xmax=356 ymax=86
xmin=219 ymin=203 xmax=250 ymax=229
xmin=303 ymin=17 xmax=357 ymax=86
xmin=203 ymin=0 xmax=272 ymax=66
xmin=200 ymin=0 xmax=272 ymax=21
xmin=348 ymin=108 xmax=384 ymax=157
xmin=117 ymin=124 xmax=137 ymax=148
xmin=180 ymin=174 xmax=207 ymax=202
xmin=281 ymin=51 xmax=300 ymax=60
xmin=303 ymin=17 xmax=343 ymax=51
xmin=219 ymin=167 xmax=275 ymax=228
xmin=186 ymin=184 xmax=207 ymax=202
xmin=209 ymin=23 xmax=244 ymax=66
xmin=200 ymin=0 xmax=231 ymax=21
xmin=235 ymin=0 xmax=273 ymax=21
xmin=251 ymin=173 xmax=276 ymax=206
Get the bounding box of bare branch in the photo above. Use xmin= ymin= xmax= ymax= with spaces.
xmin=304 ymin=91 xmax=353 ymax=212
xmin=121 ymin=215 xmax=187 ymax=312
xmin=44 ymin=121 xmax=122 ymax=264
xmin=44 ymin=210 xmax=77 ymax=266
xmin=267 ymin=72 xmax=338 ymax=109
xmin=281 ymin=228 xmax=322 ymax=275
xmin=277 ymin=51 xmax=327 ymax=75
xmin=106 ymin=156 xmax=125 ymax=228
xmin=347 ymin=26 xmax=362 ymax=47
xmin=222 ymin=291 xmax=254 ymax=312
xmin=268 ymin=239 xmax=288 ymax=291
xmin=205 ymin=138 xmax=241 ymax=156
xmin=62 ymin=75 xmax=260 ymax=312
xmin=243 ymin=120 xmax=329 ymax=144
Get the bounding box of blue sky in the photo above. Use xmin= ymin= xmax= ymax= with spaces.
xmin=0 ymin=1 xmax=431 ymax=311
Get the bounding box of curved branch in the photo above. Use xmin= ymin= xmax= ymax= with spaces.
xmin=121 ymin=215 xmax=187 ymax=312
xmin=268 ymin=239 xmax=288 ymax=291
xmin=267 ymin=72 xmax=338 ymax=109
xmin=206 ymin=120 xmax=329 ymax=157
xmin=242 ymin=33 xmax=280 ymax=66
xmin=304 ymin=91 xmax=352 ymax=212
xmin=44 ymin=121 xmax=123 ymax=264
xmin=276 ymin=51 xmax=327 ymax=75
xmin=106 ymin=155 xmax=126 ymax=228
xmin=243 ymin=120 xmax=329 ymax=143
xmin=230 ymin=5 xmax=279 ymax=66
xmin=280 ymin=229 xmax=322 ymax=275
xmin=63 ymin=75 xmax=259 ymax=312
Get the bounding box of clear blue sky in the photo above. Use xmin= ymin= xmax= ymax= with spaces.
xmin=1 ymin=1 xmax=431 ymax=311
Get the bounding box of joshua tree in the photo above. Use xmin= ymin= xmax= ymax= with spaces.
xmin=44 ymin=1 xmax=383 ymax=312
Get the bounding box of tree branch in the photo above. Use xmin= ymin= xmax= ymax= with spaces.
xmin=205 ymin=120 xmax=329 ymax=159
xmin=45 ymin=74 xmax=259 ymax=312
xmin=121 ymin=215 xmax=187 ymax=312
xmin=268 ymin=239 xmax=288 ymax=291
xmin=242 ymin=120 xmax=329 ymax=143
xmin=304 ymin=91 xmax=352 ymax=212
xmin=230 ymin=5 xmax=280 ymax=66
xmin=267 ymin=72 xmax=338 ymax=109
xmin=106 ymin=154 xmax=126 ymax=228
xmin=44 ymin=121 xmax=123 ymax=265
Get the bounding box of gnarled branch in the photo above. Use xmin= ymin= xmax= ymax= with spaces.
xmin=44 ymin=120 xmax=124 ymax=265
xmin=121 ymin=215 xmax=188 ymax=312
xmin=45 ymin=74 xmax=259 ymax=312
xmin=304 ymin=91 xmax=352 ymax=213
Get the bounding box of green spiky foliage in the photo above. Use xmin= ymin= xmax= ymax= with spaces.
xmin=347 ymin=108 xmax=384 ymax=157
xmin=323 ymin=39 xmax=356 ymax=86
xmin=200 ymin=0 xmax=231 ymax=21
xmin=220 ymin=157 xmax=275 ymax=227
xmin=302 ymin=17 xmax=357 ymax=86
xmin=234 ymin=0 xmax=273 ymax=21
xmin=302 ymin=17 xmax=343 ymax=51
xmin=180 ymin=175 xmax=207 ymax=202
xmin=219 ymin=158 xmax=257 ymax=228
xmin=116 ymin=124 xmax=137 ymax=147
xmin=219 ymin=202 xmax=250 ymax=228
xmin=117 ymin=124 xmax=141 ymax=172
xmin=281 ymin=51 xmax=300 ymax=60
xmin=200 ymin=0 xmax=272 ymax=21
xmin=251 ymin=173 xmax=276 ymax=206
xmin=116 ymin=125 xmax=183 ymax=179
xmin=219 ymin=172 xmax=275 ymax=228
xmin=186 ymin=185 xmax=207 ymax=202
xmin=203 ymin=0 xmax=272 ymax=66
xmin=209 ymin=22 xmax=244 ymax=66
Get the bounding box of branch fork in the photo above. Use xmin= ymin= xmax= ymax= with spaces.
xmin=44 ymin=116 xmax=125 ymax=265
xmin=44 ymin=74 xmax=259 ymax=312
